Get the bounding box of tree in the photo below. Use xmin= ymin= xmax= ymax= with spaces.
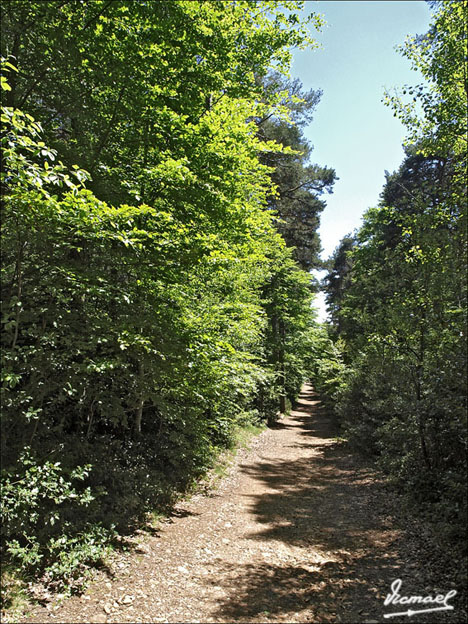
xmin=384 ymin=0 xmax=467 ymax=194
xmin=322 ymin=0 xmax=467 ymax=545
xmin=257 ymin=72 xmax=336 ymax=271
xmin=260 ymin=245 xmax=316 ymax=417
xmin=1 ymin=2 xmax=328 ymax=589
xmin=1 ymin=1 xmax=320 ymax=207
xmin=323 ymin=234 xmax=356 ymax=337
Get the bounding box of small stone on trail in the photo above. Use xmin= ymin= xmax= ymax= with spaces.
xmin=177 ymin=565 xmax=189 ymax=574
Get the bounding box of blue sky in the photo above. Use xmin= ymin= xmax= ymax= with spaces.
xmin=289 ymin=1 xmax=432 ymax=319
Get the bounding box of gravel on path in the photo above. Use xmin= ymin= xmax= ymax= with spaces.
xmin=20 ymin=385 xmax=462 ymax=624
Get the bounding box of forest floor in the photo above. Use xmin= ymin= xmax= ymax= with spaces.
xmin=17 ymin=385 xmax=464 ymax=624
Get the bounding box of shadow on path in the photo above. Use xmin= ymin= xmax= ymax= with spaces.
xmin=208 ymin=386 xmax=440 ymax=623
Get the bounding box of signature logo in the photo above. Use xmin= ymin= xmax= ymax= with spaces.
xmin=383 ymin=578 xmax=457 ymax=618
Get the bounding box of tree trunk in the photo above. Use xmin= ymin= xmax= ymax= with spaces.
xmin=134 ymin=360 xmax=144 ymax=438
xmin=279 ymin=318 xmax=286 ymax=414
xmin=416 ymin=317 xmax=431 ymax=471
xmin=134 ymin=399 xmax=144 ymax=438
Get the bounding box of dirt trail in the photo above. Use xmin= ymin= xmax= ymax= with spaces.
xmin=22 ymin=385 xmax=460 ymax=623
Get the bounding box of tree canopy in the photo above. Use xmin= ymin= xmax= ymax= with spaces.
xmin=258 ymin=71 xmax=336 ymax=270
xmin=317 ymin=0 xmax=467 ymax=550
xmin=1 ymin=0 xmax=331 ymax=591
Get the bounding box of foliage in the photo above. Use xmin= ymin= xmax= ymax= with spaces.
xmin=0 ymin=0 xmax=322 ymax=207
xmin=0 ymin=1 xmax=329 ymax=596
xmin=307 ymin=326 xmax=347 ymax=413
xmin=323 ymin=0 xmax=467 ymax=547
xmin=1 ymin=450 xmax=113 ymax=589
xmin=384 ymin=0 xmax=467 ymax=169
xmin=258 ymin=71 xmax=336 ymax=270
xmin=322 ymin=234 xmax=356 ymax=337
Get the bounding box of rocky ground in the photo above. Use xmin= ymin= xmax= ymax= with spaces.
xmin=17 ymin=385 xmax=464 ymax=623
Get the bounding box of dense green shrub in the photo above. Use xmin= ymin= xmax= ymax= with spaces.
xmin=1 ymin=0 xmax=326 ymax=592
xmin=1 ymin=449 xmax=113 ymax=589
xmin=321 ymin=0 xmax=467 ymax=550
xmin=308 ymin=327 xmax=347 ymax=413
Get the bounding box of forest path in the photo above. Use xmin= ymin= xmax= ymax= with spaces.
xmin=23 ymin=385 xmax=453 ymax=623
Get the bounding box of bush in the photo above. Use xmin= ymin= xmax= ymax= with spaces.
xmin=1 ymin=450 xmax=113 ymax=590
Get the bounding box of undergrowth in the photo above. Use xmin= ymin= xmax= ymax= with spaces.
xmin=0 ymin=411 xmax=266 ymax=619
